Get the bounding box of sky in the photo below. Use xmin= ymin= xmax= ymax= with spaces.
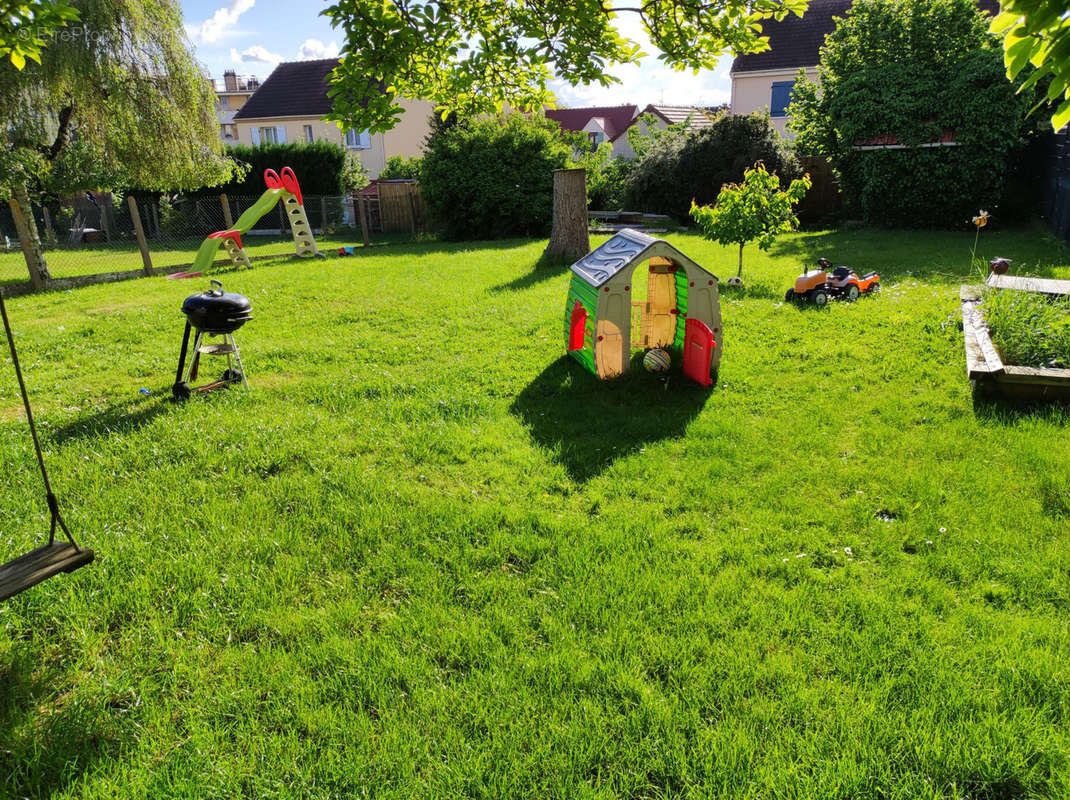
xmin=179 ymin=0 xmax=734 ymax=109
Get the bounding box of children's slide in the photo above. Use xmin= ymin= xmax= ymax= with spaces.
xmin=188 ymin=167 xmax=320 ymax=273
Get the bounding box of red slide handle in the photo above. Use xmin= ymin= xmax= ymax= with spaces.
xmin=279 ymin=166 xmax=303 ymax=205
xmin=263 ymin=168 xmax=282 ymax=190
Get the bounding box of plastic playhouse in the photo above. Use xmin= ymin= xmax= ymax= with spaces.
xmin=190 ymin=167 xmax=321 ymax=272
xmin=565 ymin=228 xmax=722 ymax=385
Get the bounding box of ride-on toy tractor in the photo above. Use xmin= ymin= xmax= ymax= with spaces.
xmin=785 ymin=258 xmax=880 ymax=306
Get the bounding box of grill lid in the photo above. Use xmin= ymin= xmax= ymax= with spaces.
xmin=181 ymin=280 xmax=252 ymax=333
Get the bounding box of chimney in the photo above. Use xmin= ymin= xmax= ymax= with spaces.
xmin=224 ymin=70 xmax=238 ymax=92
xmin=247 ymin=77 xmax=259 ymax=90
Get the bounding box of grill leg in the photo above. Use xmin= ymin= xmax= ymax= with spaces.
xmin=186 ymin=329 xmax=204 ymax=383
xmin=228 ymin=333 xmax=249 ymax=389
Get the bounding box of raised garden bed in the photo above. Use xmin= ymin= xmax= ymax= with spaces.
xmin=961 ymin=282 xmax=1070 ymax=401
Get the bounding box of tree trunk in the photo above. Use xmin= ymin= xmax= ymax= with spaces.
xmin=544 ymin=168 xmax=589 ymax=263
xmin=9 ymin=184 xmax=51 ymax=290
xmin=737 ymin=242 xmax=744 ymax=278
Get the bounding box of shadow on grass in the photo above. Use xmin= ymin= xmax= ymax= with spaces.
xmin=49 ymin=396 xmax=174 ymax=445
xmin=510 ymin=356 xmax=712 ymax=482
xmin=971 ymin=386 xmax=1070 ymax=425
xmin=0 ymin=648 xmax=119 ymax=797
xmin=490 ymin=254 xmax=572 ymax=293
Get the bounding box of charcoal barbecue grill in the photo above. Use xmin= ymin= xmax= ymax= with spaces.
xmin=172 ymin=280 xmax=252 ymax=399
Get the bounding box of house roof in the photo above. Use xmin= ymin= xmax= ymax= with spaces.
xmin=732 ymin=0 xmax=1002 ymax=73
xmin=545 ymin=105 xmax=638 ymax=140
xmin=570 ymin=228 xmax=717 ymax=288
xmin=731 ymin=0 xmax=852 ymax=73
xmin=233 ymin=59 xmax=338 ymax=120
xmin=643 ymin=105 xmax=714 ymax=129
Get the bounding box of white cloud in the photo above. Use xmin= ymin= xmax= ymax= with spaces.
xmin=191 ymin=0 xmax=256 ymax=44
xmin=230 ymin=45 xmax=284 ymax=65
xmin=297 ymin=39 xmax=340 ymax=60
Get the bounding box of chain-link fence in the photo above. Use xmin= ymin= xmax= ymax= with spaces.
xmin=1 ymin=185 xmax=428 ymax=288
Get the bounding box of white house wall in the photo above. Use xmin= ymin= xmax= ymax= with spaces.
xmin=729 ymin=67 xmax=819 ymax=137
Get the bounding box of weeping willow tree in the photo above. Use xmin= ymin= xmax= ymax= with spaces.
xmin=0 ymin=0 xmax=242 ymax=286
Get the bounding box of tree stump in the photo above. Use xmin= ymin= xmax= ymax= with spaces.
xmin=545 ymin=168 xmax=589 ymax=263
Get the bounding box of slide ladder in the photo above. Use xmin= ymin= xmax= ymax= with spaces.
xmin=284 ymin=194 xmax=320 ymax=257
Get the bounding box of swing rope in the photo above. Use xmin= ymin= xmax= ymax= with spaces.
xmin=0 ymin=290 xmax=81 ymax=552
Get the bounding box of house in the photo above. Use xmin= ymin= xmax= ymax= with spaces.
xmin=232 ymin=58 xmax=434 ymax=179
xmin=610 ymin=104 xmax=719 ymax=159
xmin=730 ymin=0 xmax=1001 ymax=136
xmin=211 ymin=70 xmax=260 ymax=142
xmin=729 ymin=0 xmax=851 ymax=136
xmin=545 ymin=104 xmax=639 ymax=155
xmin=545 ymin=103 xmax=716 ymax=159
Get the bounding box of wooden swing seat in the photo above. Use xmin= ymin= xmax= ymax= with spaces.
xmin=0 ymin=542 xmax=95 ymax=602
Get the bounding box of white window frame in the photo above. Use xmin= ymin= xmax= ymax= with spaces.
xmin=304 ymin=124 xmax=314 ymax=143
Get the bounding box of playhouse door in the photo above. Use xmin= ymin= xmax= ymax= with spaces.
xmin=682 ymin=318 xmax=715 ymax=386
xmin=646 ymin=263 xmax=677 ymax=348
xmin=596 ymin=290 xmax=629 ymax=378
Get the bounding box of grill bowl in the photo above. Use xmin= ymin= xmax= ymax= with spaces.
xmin=181 ymin=281 xmax=252 ymax=334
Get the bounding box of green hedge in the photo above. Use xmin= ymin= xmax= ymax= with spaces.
xmin=187 ymin=142 xmax=348 ymax=198
xmin=623 ymin=114 xmax=799 ymax=221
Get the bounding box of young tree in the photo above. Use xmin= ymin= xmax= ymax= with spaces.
xmin=322 ymin=0 xmax=811 ymax=132
xmin=991 ymin=0 xmax=1070 ymax=131
xmin=0 ymin=0 xmax=240 ymax=285
xmin=789 ymin=0 xmax=1032 ymax=226
xmin=690 ymin=162 xmax=811 ymax=282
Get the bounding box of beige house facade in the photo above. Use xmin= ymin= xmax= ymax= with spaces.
xmin=232 ymin=59 xmax=433 ymax=179
xmin=729 ymin=0 xmax=851 ymax=137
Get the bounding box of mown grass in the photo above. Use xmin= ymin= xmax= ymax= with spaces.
xmin=1 ymin=225 xmax=1069 ymax=798
xmin=984 ymin=288 xmax=1070 ymax=368
xmin=0 ymin=232 xmax=413 ymax=285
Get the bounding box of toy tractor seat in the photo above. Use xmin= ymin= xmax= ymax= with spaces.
xmin=832 ymin=266 xmax=852 ymax=280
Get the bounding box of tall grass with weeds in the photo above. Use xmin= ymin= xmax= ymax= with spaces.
xmin=983 ymin=288 xmax=1070 ymax=368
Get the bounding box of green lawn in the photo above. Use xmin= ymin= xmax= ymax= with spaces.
xmin=2 ymin=225 xmax=1069 ymax=798
xmin=0 ymin=232 xmax=403 ymax=285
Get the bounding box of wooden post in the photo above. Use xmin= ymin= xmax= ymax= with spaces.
xmin=357 ymin=195 xmax=370 ymax=246
xmin=98 ymin=192 xmax=113 ymax=242
xmin=320 ymin=196 xmax=328 ymax=234
xmin=408 ymin=191 xmax=418 ymax=235
xmin=41 ymin=205 xmax=55 ymax=245
xmin=127 ymin=195 xmax=153 ymax=276
xmin=8 ymin=194 xmax=49 ymax=290
xmin=545 ymin=168 xmax=590 ymax=263
xmin=220 ymin=193 xmax=234 ymax=229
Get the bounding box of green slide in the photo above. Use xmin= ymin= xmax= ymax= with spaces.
xmin=190 ymin=188 xmax=288 ymax=272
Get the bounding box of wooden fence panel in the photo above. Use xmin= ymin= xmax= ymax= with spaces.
xmin=378 ymin=181 xmax=425 ymax=233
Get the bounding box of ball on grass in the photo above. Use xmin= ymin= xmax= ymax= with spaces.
xmin=643 ymin=349 xmax=671 ymax=373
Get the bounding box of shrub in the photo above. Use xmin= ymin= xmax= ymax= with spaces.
xmin=380 ymin=155 xmax=423 ymax=181
xmin=569 ymin=142 xmax=632 ymax=210
xmin=623 ymin=113 xmax=799 ymax=221
xmin=421 ymin=112 xmax=571 ymax=240
xmin=789 ymin=0 xmax=1033 ymax=227
xmin=187 ymin=141 xmax=349 ymax=198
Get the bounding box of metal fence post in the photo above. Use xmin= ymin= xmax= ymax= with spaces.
xmin=127 ymin=195 xmax=154 ymax=276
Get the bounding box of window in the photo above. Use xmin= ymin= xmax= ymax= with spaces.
xmin=303 ymin=124 xmax=314 ymax=143
xmin=345 ymin=129 xmax=371 ymax=149
xmin=770 ymin=81 xmax=795 ymax=118
xmin=218 ymin=96 xmax=230 ymax=109
xmin=587 ymin=131 xmax=604 ymax=151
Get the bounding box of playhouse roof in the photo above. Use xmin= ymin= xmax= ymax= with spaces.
xmin=569 ymin=228 xmax=717 ymax=288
